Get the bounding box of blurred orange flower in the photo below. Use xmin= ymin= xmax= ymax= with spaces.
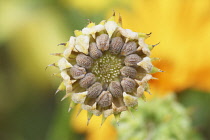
xmin=116 ymin=0 xmax=210 ymax=94
xmin=72 ymin=0 xmax=210 ymax=140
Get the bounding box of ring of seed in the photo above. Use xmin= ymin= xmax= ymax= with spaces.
xmin=69 ymin=34 xmax=146 ymax=111
xmin=52 ymin=13 xmax=161 ymax=124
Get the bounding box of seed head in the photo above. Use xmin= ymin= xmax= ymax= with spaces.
xmin=51 ymin=12 xmax=161 ymax=125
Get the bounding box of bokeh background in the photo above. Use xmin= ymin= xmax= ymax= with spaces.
xmin=0 ymin=0 xmax=210 ymax=140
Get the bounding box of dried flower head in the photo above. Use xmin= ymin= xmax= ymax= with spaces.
xmin=49 ymin=12 xmax=162 ymax=125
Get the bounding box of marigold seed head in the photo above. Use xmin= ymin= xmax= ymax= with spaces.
xmin=51 ymin=12 xmax=161 ymax=124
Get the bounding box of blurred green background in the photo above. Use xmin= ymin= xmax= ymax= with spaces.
xmin=0 ymin=0 xmax=210 ymax=140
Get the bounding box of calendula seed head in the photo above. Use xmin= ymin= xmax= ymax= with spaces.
xmin=51 ymin=12 xmax=161 ymax=124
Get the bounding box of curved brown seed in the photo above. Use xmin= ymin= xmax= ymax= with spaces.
xmin=108 ymin=81 xmax=123 ymax=98
xmin=96 ymin=91 xmax=113 ymax=108
xmin=109 ymin=37 xmax=124 ymax=54
xmin=124 ymin=54 xmax=141 ymax=67
xmin=121 ymin=77 xmax=136 ymax=93
xmin=89 ymin=42 xmax=102 ymax=59
xmin=76 ymin=53 xmax=93 ymax=69
xmin=87 ymin=82 xmax=103 ymax=98
xmin=120 ymin=66 xmax=137 ymax=78
xmin=121 ymin=41 xmax=137 ymax=56
xmin=70 ymin=65 xmax=86 ymax=79
xmin=79 ymin=73 xmax=96 ymax=89
xmin=96 ymin=34 xmax=109 ymax=51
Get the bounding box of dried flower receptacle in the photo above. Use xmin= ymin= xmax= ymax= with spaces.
xmin=49 ymin=12 xmax=162 ymax=125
